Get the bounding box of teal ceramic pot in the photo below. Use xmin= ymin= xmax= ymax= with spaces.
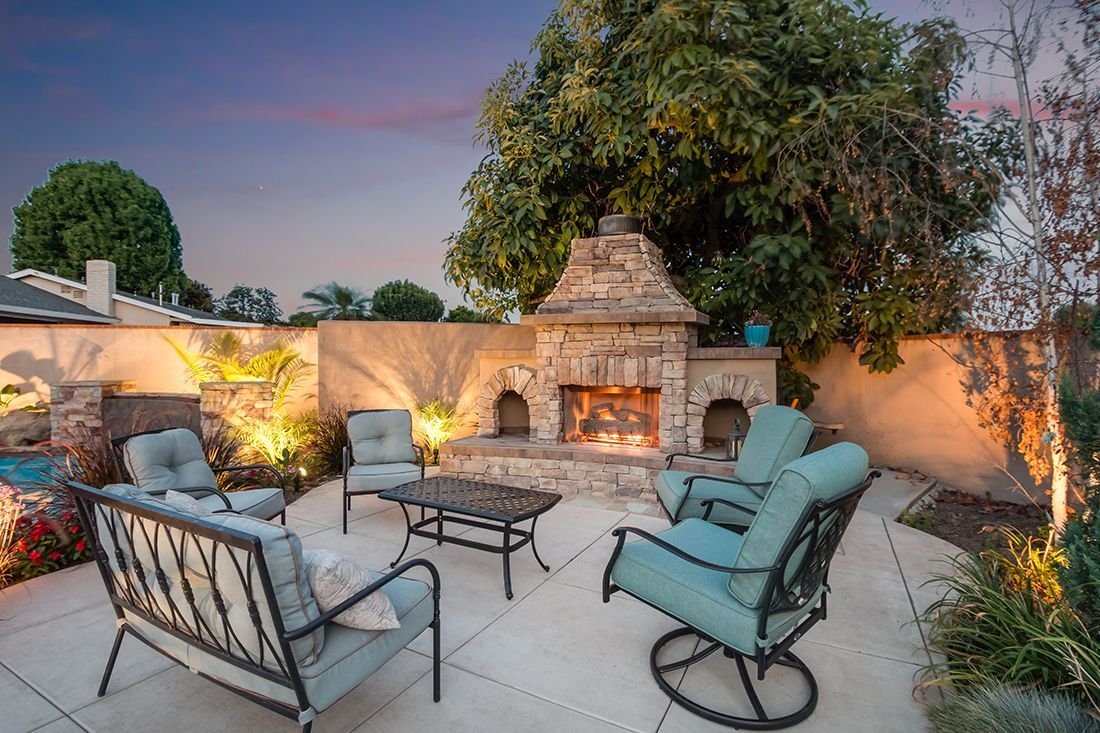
xmin=744 ymin=324 xmax=770 ymax=348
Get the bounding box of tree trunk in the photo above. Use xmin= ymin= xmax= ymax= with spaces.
xmin=1009 ymin=1 xmax=1069 ymax=530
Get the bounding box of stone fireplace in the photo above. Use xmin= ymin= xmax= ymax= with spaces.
xmin=442 ymin=223 xmax=780 ymax=504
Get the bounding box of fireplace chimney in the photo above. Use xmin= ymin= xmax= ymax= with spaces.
xmin=597 ymin=214 xmax=643 ymax=236
xmin=85 ymin=260 xmax=116 ymax=317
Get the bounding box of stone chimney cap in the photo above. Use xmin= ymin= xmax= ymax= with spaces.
xmin=597 ymin=215 xmax=642 ymax=236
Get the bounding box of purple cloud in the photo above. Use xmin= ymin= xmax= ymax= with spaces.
xmin=219 ymin=98 xmax=482 ymax=133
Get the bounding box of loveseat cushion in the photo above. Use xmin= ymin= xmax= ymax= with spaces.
xmin=195 ymin=487 xmax=286 ymax=520
xmin=123 ymin=428 xmax=218 ymax=493
xmin=728 ymin=442 xmax=869 ymax=609
xmin=348 ymin=410 xmax=416 ymax=466
xmin=610 ymin=518 xmax=818 ymax=654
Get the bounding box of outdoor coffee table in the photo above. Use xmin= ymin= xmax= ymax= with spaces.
xmin=379 ymin=477 xmax=562 ymax=599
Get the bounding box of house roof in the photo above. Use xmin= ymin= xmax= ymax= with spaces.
xmin=0 ymin=276 xmax=117 ymax=323
xmin=6 ymin=269 xmax=262 ymax=327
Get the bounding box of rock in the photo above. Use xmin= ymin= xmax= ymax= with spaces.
xmin=0 ymin=410 xmax=50 ymax=446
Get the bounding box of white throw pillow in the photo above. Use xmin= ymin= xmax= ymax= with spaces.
xmin=164 ymin=490 xmax=215 ymax=517
xmin=302 ymin=549 xmax=400 ymax=631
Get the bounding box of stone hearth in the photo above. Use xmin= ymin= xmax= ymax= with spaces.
xmin=442 ymin=228 xmax=779 ymax=504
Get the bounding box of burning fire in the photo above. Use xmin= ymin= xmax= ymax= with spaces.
xmin=582 ymin=432 xmax=654 ymax=447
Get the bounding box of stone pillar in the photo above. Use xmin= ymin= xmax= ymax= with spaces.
xmin=50 ymin=380 xmax=135 ymax=443
xmin=199 ymin=381 xmax=274 ymax=436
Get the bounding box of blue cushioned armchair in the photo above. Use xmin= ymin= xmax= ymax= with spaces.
xmin=604 ymin=443 xmax=878 ymax=729
xmin=657 ymin=405 xmax=814 ymax=527
xmin=343 ymin=409 xmax=425 ymax=533
xmin=112 ymin=427 xmax=287 ymax=522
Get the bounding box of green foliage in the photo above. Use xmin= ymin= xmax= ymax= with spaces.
xmin=301 ymin=282 xmax=373 ymax=321
xmin=0 ymin=384 xmax=46 ymax=413
xmin=443 ymin=305 xmax=499 ymax=323
xmin=10 ymin=160 xmax=186 ymax=296
xmin=1058 ymin=308 xmax=1100 ymax=627
xmin=181 ymin=278 xmax=215 ymax=312
xmin=233 ymin=414 xmax=309 ymax=475
xmin=414 ymin=399 xmax=465 ymax=461
xmin=445 ymin=0 xmax=1001 ymax=394
xmin=166 ymin=332 xmax=313 ymax=415
xmin=287 ymin=311 xmax=320 ymax=327
xmin=928 ymin=683 xmax=1100 ymax=733
xmin=299 ymin=404 xmax=350 ymax=477
xmin=215 ymin=284 xmax=284 ymax=324
xmin=370 ymin=280 xmax=444 ymax=322
xmin=899 ymin=507 xmax=935 ymax=534
xmin=923 ymin=528 xmax=1100 ymax=710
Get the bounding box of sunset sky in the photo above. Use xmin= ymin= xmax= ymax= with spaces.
xmin=0 ymin=1 xmax=1054 ymax=315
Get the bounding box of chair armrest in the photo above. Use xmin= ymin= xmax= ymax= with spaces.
xmin=665 ymin=452 xmax=737 ymax=469
xmin=342 ymin=445 xmax=350 ymax=477
xmin=700 ymin=497 xmax=759 ymax=522
xmin=412 ymin=444 xmax=426 ymax=477
xmin=283 ymin=558 xmax=441 ymax=641
xmin=213 ymin=463 xmax=286 ymax=490
xmin=151 ymin=486 xmax=233 ymax=510
xmin=607 ymin=526 xmax=779 ymax=574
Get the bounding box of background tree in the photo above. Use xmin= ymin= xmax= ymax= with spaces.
xmin=10 ymin=160 xmax=186 ymax=296
xmin=214 ymin=284 xmax=284 ymax=324
xmin=370 ymin=280 xmax=444 ymax=322
xmin=958 ymin=0 xmax=1100 ymax=529
xmin=445 ymin=0 xmax=1001 ymax=402
xmin=443 ymin=305 xmax=499 ymax=323
xmin=180 ymin=278 xmax=215 ymax=312
xmin=287 ymin=311 xmax=320 ymax=327
xmin=301 ymin=282 xmax=373 ymax=320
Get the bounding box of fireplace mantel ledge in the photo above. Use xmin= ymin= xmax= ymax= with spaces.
xmin=519 ymin=310 xmax=710 ymax=325
xmin=687 ymin=346 xmax=781 ymax=359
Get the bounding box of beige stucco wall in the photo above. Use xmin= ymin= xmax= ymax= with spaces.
xmin=802 ymin=334 xmax=1035 ymax=501
xmin=0 ymin=324 xmax=318 ymax=413
xmin=317 ymin=321 xmax=537 ymax=438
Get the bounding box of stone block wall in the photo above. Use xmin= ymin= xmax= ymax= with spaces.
xmin=199 ymin=381 xmax=274 ymax=436
xmin=50 ymin=380 xmax=136 ymax=443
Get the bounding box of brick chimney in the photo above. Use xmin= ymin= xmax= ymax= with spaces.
xmin=85 ymin=260 xmax=116 ymax=317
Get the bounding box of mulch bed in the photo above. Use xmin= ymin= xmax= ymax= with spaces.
xmin=917 ymin=489 xmax=1051 ymax=553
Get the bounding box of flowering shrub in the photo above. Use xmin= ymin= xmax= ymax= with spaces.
xmin=8 ymin=510 xmax=93 ymax=582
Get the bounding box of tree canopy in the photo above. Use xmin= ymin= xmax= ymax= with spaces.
xmin=301 ymin=282 xmax=373 ymax=320
xmin=215 ymin=284 xmax=284 ymax=324
xmin=445 ymin=0 xmax=1002 ymax=400
xmin=10 ymin=160 xmax=186 ymax=296
xmin=370 ymin=280 xmax=445 ymax=322
xmin=443 ymin=305 xmax=499 ymax=323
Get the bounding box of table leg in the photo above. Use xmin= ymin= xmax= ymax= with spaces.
xmin=502 ymin=522 xmax=514 ymax=600
xmin=436 ymin=508 xmax=444 ymax=545
xmin=529 ymin=515 xmax=550 ymax=572
xmin=390 ymin=502 xmax=413 ymax=569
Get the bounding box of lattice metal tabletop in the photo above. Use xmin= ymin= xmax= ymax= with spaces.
xmin=380 ymin=477 xmax=562 ymax=522
xmin=379 ymin=477 xmax=563 ymax=599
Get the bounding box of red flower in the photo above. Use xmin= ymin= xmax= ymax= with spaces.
xmin=75 ymin=539 xmax=87 ymax=552
xmin=48 ymin=551 xmax=62 ymax=561
xmin=16 ymin=539 xmax=28 ymax=552
xmin=29 ymin=550 xmax=42 ymax=565
xmin=63 ymin=513 xmax=74 ymax=521
xmin=16 ymin=516 xmax=31 ymax=527
xmin=68 ymin=526 xmax=80 ymax=535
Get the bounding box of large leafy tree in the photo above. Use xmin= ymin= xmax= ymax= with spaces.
xmin=215 ymin=284 xmax=284 ymax=324
xmin=11 ymin=160 xmax=186 ymax=295
xmin=445 ymin=0 xmax=1002 ymax=400
xmin=301 ymin=282 xmax=373 ymax=320
xmin=370 ymin=280 xmax=445 ymax=322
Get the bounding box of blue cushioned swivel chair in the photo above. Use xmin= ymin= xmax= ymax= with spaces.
xmin=657 ymin=405 xmax=815 ymax=527
xmin=604 ymin=443 xmax=878 ymax=729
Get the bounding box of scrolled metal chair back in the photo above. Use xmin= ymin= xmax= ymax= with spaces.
xmin=763 ymin=472 xmax=878 ymax=615
xmin=70 ymin=482 xmax=302 ymax=686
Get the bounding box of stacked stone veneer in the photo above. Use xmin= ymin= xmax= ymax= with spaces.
xmin=199 ymin=381 xmax=274 ymax=436
xmin=685 ymin=372 xmax=771 ymax=452
xmin=50 ymin=380 xmax=136 ymax=443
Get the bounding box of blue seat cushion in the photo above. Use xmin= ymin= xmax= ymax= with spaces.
xmin=345 ymin=463 xmax=422 ymax=494
xmin=656 ymin=470 xmax=762 ymax=525
xmin=610 ymin=518 xmax=820 ymax=655
xmin=193 ymin=487 xmax=285 ymax=521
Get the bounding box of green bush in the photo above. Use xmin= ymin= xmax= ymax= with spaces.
xmin=923 ymin=528 xmax=1100 ymax=710
xmin=928 ymin=683 xmax=1099 ymax=733
xmin=300 ymin=405 xmax=349 ymax=477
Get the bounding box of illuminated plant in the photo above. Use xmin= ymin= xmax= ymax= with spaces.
xmin=414 ymin=399 xmax=464 ymax=462
xmin=0 ymin=485 xmax=23 ymax=587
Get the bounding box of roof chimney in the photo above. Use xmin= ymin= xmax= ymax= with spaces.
xmin=85 ymin=260 xmax=116 ymax=317
xmin=171 ymin=292 xmax=180 ymax=306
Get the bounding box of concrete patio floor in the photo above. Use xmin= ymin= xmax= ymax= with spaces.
xmin=0 ymin=474 xmax=961 ymax=733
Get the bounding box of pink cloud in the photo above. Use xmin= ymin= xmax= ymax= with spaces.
xmin=220 ymin=98 xmax=482 ymax=132
xmin=951 ymin=97 xmax=1055 ymax=121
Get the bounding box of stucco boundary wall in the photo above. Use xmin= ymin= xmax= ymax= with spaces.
xmin=0 ymin=322 xmax=1038 ymax=500
xmin=0 ymin=324 xmax=318 ymax=414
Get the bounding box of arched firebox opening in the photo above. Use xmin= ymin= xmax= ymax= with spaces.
xmin=497 ymin=390 xmax=530 ymax=436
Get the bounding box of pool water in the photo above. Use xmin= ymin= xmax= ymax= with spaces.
xmin=0 ymin=456 xmax=62 ymax=506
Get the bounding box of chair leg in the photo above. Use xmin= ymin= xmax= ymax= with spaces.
xmin=432 ymin=617 xmax=441 ymax=703
xmin=649 ymin=627 xmax=818 ymax=730
xmin=280 ymin=510 xmax=286 ymax=525
xmin=98 ymin=627 xmax=126 ymax=697
xmin=342 ymin=491 xmax=348 ymax=534
xmin=300 ymin=722 xmax=312 ymax=733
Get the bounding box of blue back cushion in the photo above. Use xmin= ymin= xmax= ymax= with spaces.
xmin=734 ymin=405 xmax=815 ymax=485
xmin=349 ymin=410 xmax=416 ymax=465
